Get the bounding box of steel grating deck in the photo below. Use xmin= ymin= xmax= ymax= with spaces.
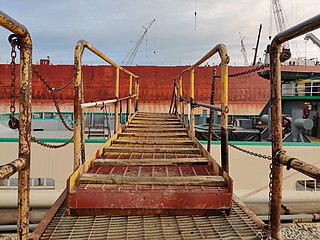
xmin=38 ymin=199 xmax=266 ymax=240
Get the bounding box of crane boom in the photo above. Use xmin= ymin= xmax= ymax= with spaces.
xmin=305 ymin=33 xmax=320 ymax=50
xmin=270 ymin=0 xmax=291 ymax=61
xmin=124 ymin=19 xmax=155 ymax=66
xmin=239 ymin=32 xmax=249 ymax=66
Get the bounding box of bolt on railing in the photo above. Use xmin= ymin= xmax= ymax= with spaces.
xmin=173 ymin=44 xmax=230 ymax=174
xmin=0 ymin=10 xmax=32 ymax=240
xmin=74 ymin=40 xmax=139 ymax=169
xmin=269 ymin=14 xmax=320 ymax=240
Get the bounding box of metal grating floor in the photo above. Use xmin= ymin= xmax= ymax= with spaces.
xmin=39 ymin=199 xmax=266 ymax=240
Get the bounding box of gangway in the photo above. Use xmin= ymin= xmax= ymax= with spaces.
xmin=1 ymin=10 xmax=320 ymax=240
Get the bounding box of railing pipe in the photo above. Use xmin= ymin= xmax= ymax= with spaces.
xmin=277 ymin=152 xmax=320 ymax=180
xmin=175 ymin=44 xmax=229 ymax=173
xmin=81 ymin=99 xmax=117 ymax=108
xmin=114 ymin=67 xmax=120 ymax=132
xmin=190 ymin=69 xmax=195 ymax=133
xmin=269 ymin=14 xmax=320 ymax=240
xmin=74 ymin=40 xmax=138 ymax=169
xmin=0 ymin=10 xmax=33 ymax=240
xmin=179 ymin=76 xmax=184 ymax=124
xmin=192 ymin=101 xmax=221 ymax=111
xmin=0 ymin=158 xmax=26 ymax=181
xmin=129 ymin=75 xmax=133 ymax=116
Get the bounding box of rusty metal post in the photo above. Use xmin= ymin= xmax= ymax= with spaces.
xmin=0 ymin=11 xmax=33 ymax=240
xmin=114 ymin=67 xmax=120 ymax=132
xmin=269 ymin=14 xmax=320 ymax=239
xmin=190 ymin=69 xmax=195 ymax=134
xmin=269 ymin=43 xmax=283 ymax=240
xmin=207 ymin=68 xmax=217 ymax=153
xmin=220 ymin=48 xmax=229 ymax=174
xmin=74 ymin=43 xmax=84 ymax=170
xmin=128 ymin=75 xmax=133 ymax=117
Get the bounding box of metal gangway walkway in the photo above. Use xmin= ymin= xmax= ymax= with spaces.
xmin=31 ymin=111 xmax=266 ymax=240
xmin=1 ymin=10 xmax=320 ymax=240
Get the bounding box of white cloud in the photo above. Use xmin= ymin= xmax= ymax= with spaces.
xmin=0 ymin=0 xmax=319 ymax=65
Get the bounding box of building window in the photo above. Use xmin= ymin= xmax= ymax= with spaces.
xmin=295 ymin=179 xmax=319 ymax=191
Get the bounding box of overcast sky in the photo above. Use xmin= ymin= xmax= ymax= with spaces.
xmin=0 ymin=0 xmax=320 ymax=66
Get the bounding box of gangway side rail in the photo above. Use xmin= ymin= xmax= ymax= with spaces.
xmin=73 ymin=40 xmax=139 ymax=169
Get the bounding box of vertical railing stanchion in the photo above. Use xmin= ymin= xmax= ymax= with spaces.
xmin=179 ymin=76 xmax=184 ymax=125
xmin=129 ymin=75 xmax=132 ymax=116
xmin=135 ymin=79 xmax=139 ymax=112
xmin=268 ymin=14 xmax=320 ymax=239
xmin=220 ymin=47 xmax=229 ymax=174
xmin=114 ymin=67 xmax=120 ymax=132
xmin=0 ymin=10 xmax=33 ymax=240
xmin=119 ymin=100 xmax=123 ymax=124
xmin=207 ymin=69 xmax=216 ymax=153
xmin=190 ymin=69 xmax=195 ymax=134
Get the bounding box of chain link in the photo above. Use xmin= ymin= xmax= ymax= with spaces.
xmin=31 ymin=135 xmax=74 ymax=149
xmin=267 ymin=162 xmax=273 ymax=230
xmin=8 ymin=34 xmax=21 ymax=129
xmin=216 ymin=63 xmax=270 ymax=78
xmin=32 ymin=66 xmax=74 ymax=131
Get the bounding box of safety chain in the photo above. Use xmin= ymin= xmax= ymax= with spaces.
xmin=32 ymin=66 xmax=74 ymax=131
xmin=33 ymin=66 xmax=75 ymax=92
xmin=228 ymin=142 xmax=272 ymax=160
xmin=267 ymin=162 xmax=273 ymax=230
xmin=8 ymin=34 xmax=21 ymax=129
xmin=31 ymin=135 xmax=74 ymax=149
xmin=216 ymin=63 xmax=270 ymax=78
xmin=211 ymin=129 xmax=272 ymax=160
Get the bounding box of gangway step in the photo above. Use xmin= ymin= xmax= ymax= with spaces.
xmin=118 ymin=132 xmax=189 ymax=138
xmin=125 ymin=128 xmax=186 ymax=132
xmin=103 ymin=146 xmax=200 ymax=154
xmin=112 ymin=139 xmax=194 ymax=145
xmin=93 ymin=157 xmax=209 ymax=166
xmin=80 ymin=174 xmax=226 ymax=187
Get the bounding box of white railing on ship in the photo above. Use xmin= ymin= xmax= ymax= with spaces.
xmin=282 ymin=80 xmax=320 ymax=96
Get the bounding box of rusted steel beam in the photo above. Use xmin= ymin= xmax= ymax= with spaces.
xmin=269 ymin=14 xmax=320 ymax=240
xmin=278 ymin=153 xmax=320 ymax=180
xmin=0 ymin=10 xmax=33 ymax=240
xmin=0 ymin=158 xmax=26 ymax=181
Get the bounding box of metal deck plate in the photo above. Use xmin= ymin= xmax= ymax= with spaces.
xmin=39 ymin=199 xmax=266 ymax=240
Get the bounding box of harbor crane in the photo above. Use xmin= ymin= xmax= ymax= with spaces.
xmin=270 ymin=0 xmax=291 ymax=61
xmin=123 ymin=19 xmax=156 ymax=66
xmin=305 ymin=33 xmax=320 ymax=50
xmin=239 ymin=32 xmax=249 ymax=66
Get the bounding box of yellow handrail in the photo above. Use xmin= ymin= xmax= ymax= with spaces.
xmin=73 ymin=40 xmax=139 ymax=169
xmin=174 ymin=44 xmax=230 ymax=174
xmin=0 ymin=10 xmax=32 ymax=240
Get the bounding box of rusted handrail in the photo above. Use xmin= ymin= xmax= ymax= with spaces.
xmin=0 ymin=158 xmax=26 ymax=181
xmin=74 ymin=40 xmax=139 ymax=169
xmin=174 ymin=44 xmax=230 ymax=174
xmin=269 ymin=14 xmax=320 ymax=240
xmin=0 ymin=10 xmax=32 ymax=240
